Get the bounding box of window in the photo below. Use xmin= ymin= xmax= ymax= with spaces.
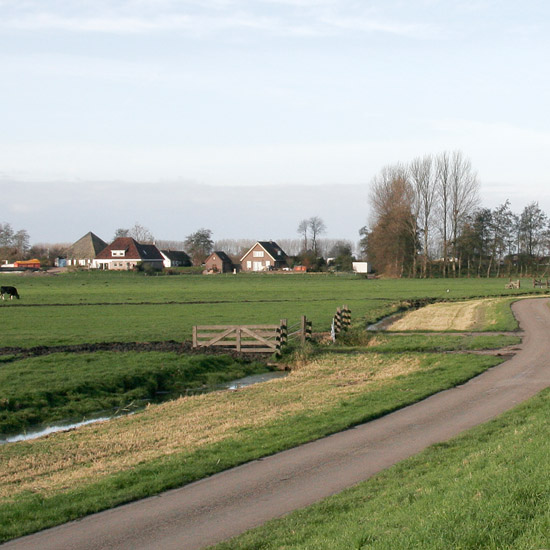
xmin=253 ymin=251 xmax=264 ymax=257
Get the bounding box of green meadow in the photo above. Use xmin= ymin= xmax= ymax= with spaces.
xmin=0 ymin=271 xmax=544 ymax=543
xmin=0 ymin=272 xmax=536 ymax=348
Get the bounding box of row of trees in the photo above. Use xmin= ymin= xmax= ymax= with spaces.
xmin=365 ymin=151 xmax=550 ymax=278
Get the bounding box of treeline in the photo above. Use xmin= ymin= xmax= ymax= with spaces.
xmin=364 ymin=151 xmax=550 ymax=278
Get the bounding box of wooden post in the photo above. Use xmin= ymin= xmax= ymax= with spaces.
xmin=276 ymin=319 xmax=288 ymax=354
xmin=236 ymin=327 xmax=241 ymax=352
xmin=342 ymin=305 xmax=351 ymax=329
xmin=192 ymin=326 xmax=198 ymax=348
xmin=334 ymin=307 xmax=342 ymax=336
xmin=300 ymin=315 xmax=307 ymax=344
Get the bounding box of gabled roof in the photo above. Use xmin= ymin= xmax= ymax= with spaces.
xmin=206 ymin=251 xmax=233 ymax=264
xmin=95 ymin=237 xmax=164 ymax=261
xmin=67 ymin=232 xmax=108 ymax=259
xmin=240 ymin=241 xmax=288 ymax=263
xmin=161 ymin=250 xmax=191 ymax=263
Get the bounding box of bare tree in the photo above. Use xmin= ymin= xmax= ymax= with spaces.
xmin=297 ymin=219 xmax=309 ymax=252
xmin=308 ymin=216 xmax=326 ymax=256
xmin=449 ymin=151 xmax=480 ymax=276
xmin=410 ymin=155 xmax=436 ymax=277
xmin=130 ymin=223 xmax=154 ymax=243
xmin=436 ymin=151 xmax=452 ymax=277
xmin=12 ymin=229 xmax=30 ymax=256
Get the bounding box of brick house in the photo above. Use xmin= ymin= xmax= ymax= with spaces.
xmin=240 ymin=241 xmax=288 ymax=272
xmin=204 ymin=251 xmax=235 ymax=274
xmin=92 ymin=237 xmax=164 ymax=271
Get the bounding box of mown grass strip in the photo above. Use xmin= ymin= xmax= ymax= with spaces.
xmin=358 ymin=333 xmax=521 ymax=353
xmin=0 ymin=352 xmax=503 ymax=542
xmin=211 ymin=389 xmax=550 ymax=550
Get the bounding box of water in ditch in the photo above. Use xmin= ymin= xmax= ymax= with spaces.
xmin=0 ymin=370 xmax=288 ymax=444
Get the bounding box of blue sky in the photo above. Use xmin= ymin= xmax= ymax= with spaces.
xmin=1 ymin=1 xmax=549 ymax=244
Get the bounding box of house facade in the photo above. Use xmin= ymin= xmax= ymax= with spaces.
xmin=240 ymin=241 xmax=288 ymax=272
xmin=204 ymin=251 xmax=235 ymax=274
xmin=92 ymin=237 xmax=164 ymax=271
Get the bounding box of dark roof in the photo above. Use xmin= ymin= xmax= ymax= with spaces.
xmin=95 ymin=237 xmax=163 ymax=261
xmin=207 ymin=251 xmax=233 ymax=264
xmin=67 ymin=232 xmax=108 ymax=259
xmin=161 ymin=250 xmax=191 ymax=262
xmin=257 ymin=241 xmax=288 ymax=261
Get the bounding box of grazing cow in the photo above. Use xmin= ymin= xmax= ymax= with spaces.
xmin=0 ymin=286 xmax=19 ymax=300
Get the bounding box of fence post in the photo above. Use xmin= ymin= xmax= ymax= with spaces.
xmin=236 ymin=327 xmax=241 ymax=352
xmin=343 ymin=305 xmax=351 ymax=330
xmin=276 ymin=319 xmax=288 ymax=354
xmin=192 ymin=326 xmax=198 ymax=348
xmin=334 ymin=307 xmax=342 ymax=336
xmin=305 ymin=317 xmax=312 ymax=341
xmin=300 ymin=315 xmax=307 ymax=344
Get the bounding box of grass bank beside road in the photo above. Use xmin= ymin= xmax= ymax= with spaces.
xmin=212 ymin=389 xmax=550 ymax=550
xmin=0 ymin=350 xmax=503 ymax=542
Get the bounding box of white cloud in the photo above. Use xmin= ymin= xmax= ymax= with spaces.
xmin=0 ymin=0 xmax=436 ymax=38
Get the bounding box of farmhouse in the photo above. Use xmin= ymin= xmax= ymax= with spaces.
xmin=240 ymin=241 xmax=288 ymax=272
xmin=204 ymin=251 xmax=235 ymax=274
xmin=66 ymin=232 xmax=108 ymax=268
xmin=161 ymin=250 xmax=192 ymax=268
xmin=92 ymin=237 xmax=164 ymax=271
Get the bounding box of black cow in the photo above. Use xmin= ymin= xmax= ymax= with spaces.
xmin=0 ymin=286 xmax=20 ymax=300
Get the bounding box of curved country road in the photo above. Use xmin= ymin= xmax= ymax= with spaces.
xmin=4 ymin=298 xmax=550 ymax=550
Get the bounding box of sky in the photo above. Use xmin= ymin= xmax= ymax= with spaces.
xmin=1 ymin=0 xmax=549 ymax=245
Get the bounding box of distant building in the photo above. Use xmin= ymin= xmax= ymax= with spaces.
xmin=161 ymin=250 xmax=192 ymax=268
xmin=352 ymin=262 xmax=371 ymax=274
xmin=204 ymin=251 xmax=235 ymax=274
xmin=92 ymin=237 xmax=164 ymax=271
xmin=66 ymin=232 xmax=108 ymax=268
xmin=240 ymin=241 xmax=288 ymax=272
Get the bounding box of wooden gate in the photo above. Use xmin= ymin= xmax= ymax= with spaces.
xmin=192 ymin=320 xmax=287 ymax=354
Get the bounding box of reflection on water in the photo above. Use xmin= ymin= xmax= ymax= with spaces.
xmin=0 ymin=370 xmax=288 ymax=444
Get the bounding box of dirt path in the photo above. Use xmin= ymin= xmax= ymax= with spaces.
xmin=4 ymin=298 xmax=550 ymax=550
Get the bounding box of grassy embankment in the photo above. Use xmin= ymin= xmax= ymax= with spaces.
xmin=1 ymin=351 xmax=505 ymax=542
xmin=0 ymin=353 xmax=268 ymax=434
xmin=212 ymin=388 xmax=550 ymax=550
xmin=0 ymin=273 xmax=534 ymax=541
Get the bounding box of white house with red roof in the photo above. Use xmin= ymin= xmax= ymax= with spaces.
xmin=92 ymin=237 xmax=164 ymax=271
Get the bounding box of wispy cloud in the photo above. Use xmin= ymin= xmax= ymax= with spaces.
xmin=0 ymin=0 xmax=434 ymax=38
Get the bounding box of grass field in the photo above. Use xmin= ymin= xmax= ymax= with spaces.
xmin=0 ymin=272 xmax=542 ymax=543
xmin=0 ymin=272 xmax=536 ymax=348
